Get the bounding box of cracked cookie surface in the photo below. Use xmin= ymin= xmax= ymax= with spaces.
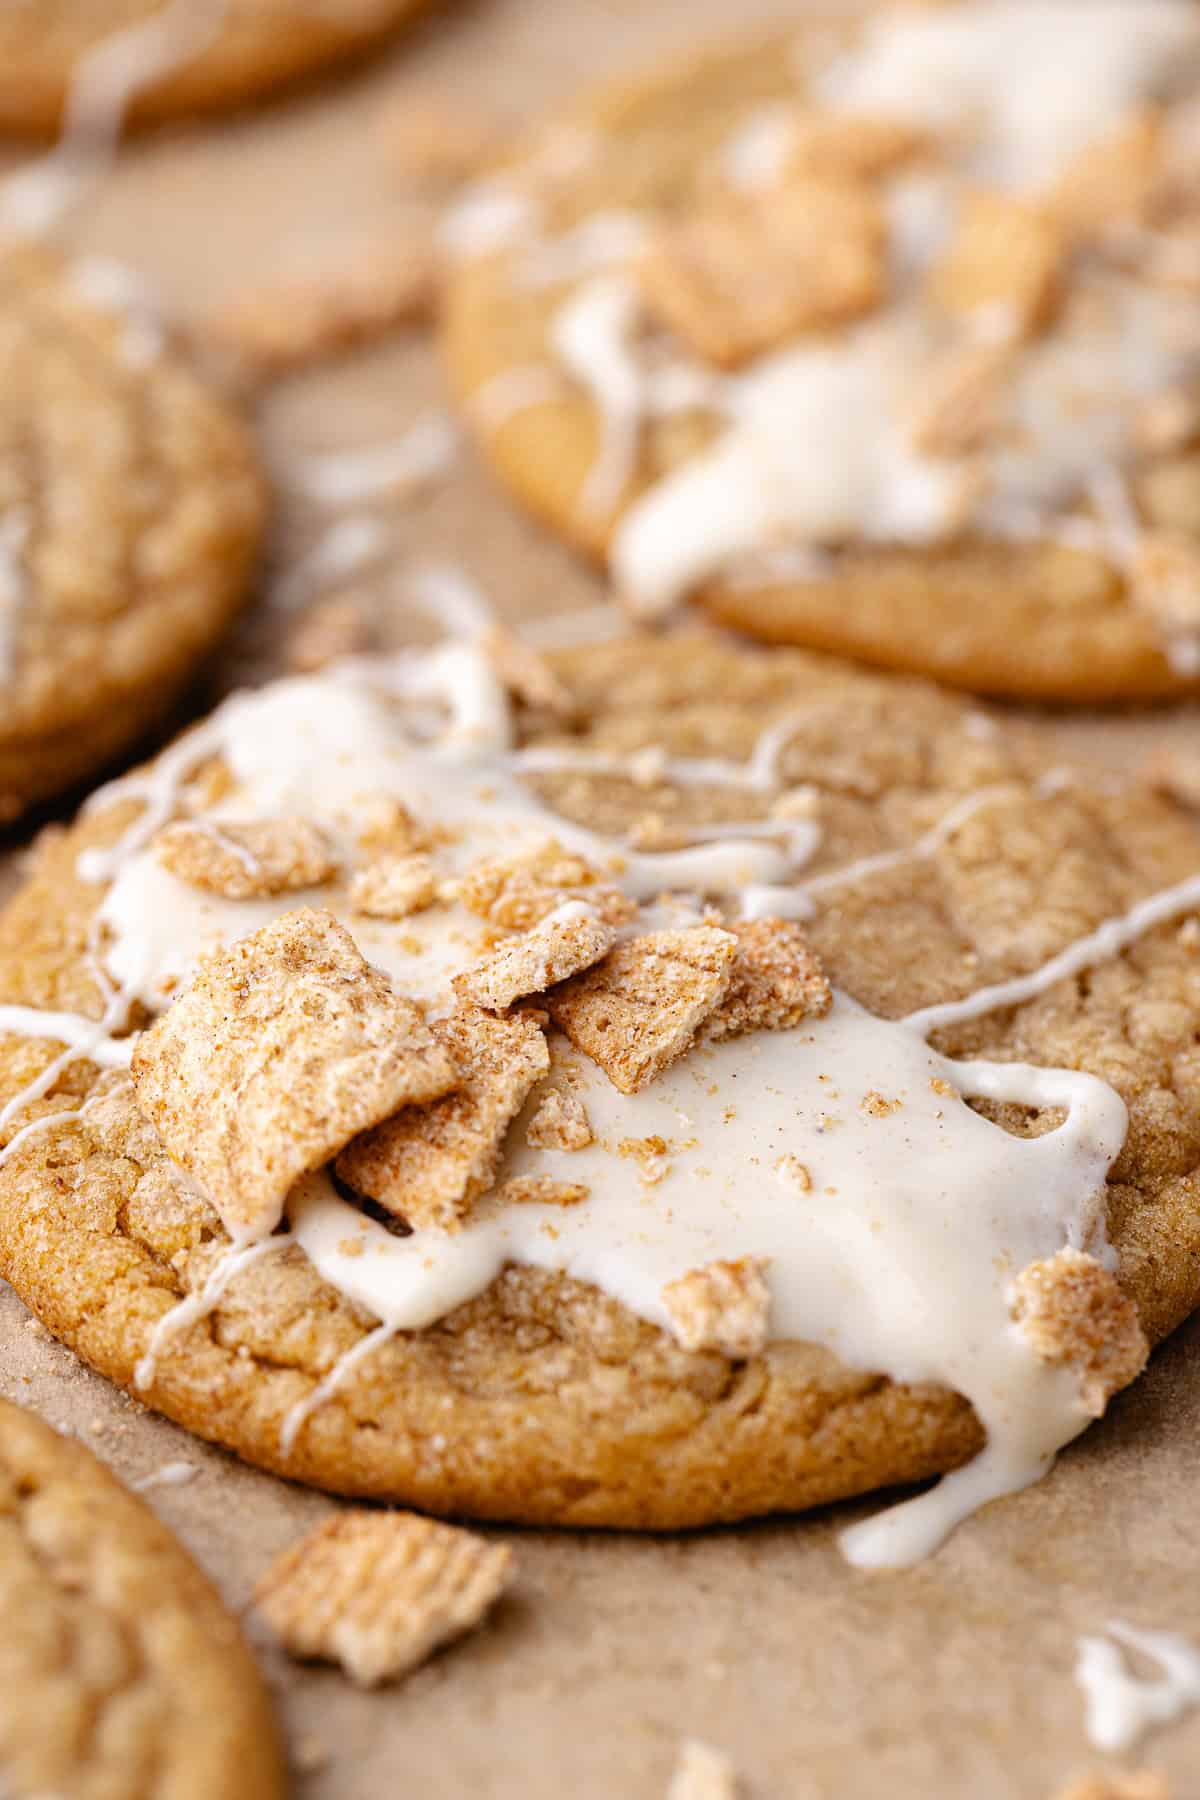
xmin=0 ymin=1396 xmax=285 ymax=1800
xmin=1 ymin=635 xmax=1200 ymax=1528
xmin=0 ymin=244 xmax=265 ymax=821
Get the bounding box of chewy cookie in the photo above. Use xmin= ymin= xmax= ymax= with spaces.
xmin=0 ymin=629 xmax=1199 ymax=1550
xmin=442 ymin=2 xmax=1200 ymax=701
xmin=0 ymin=1396 xmax=285 ymax=1800
xmin=0 ymin=242 xmax=265 ymax=822
xmin=0 ymin=0 xmax=431 ymax=137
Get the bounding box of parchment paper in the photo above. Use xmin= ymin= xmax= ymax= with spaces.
xmin=2 ymin=3 xmax=1200 ymax=1793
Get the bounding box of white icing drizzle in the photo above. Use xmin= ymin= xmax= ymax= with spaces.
xmin=1076 ymin=1621 xmax=1200 ymax=1751
xmin=0 ymin=0 xmax=229 ymax=240
xmin=6 ymin=619 xmax=1199 ymax=1562
xmin=0 ymin=510 xmax=29 ymax=688
xmin=283 ymin=412 xmax=458 ymax=508
xmin=133 ymin=1236 xmax=287 ymax=1393
xmin=0 ymin=1077 xmax=125 ymax=1170
xmin=279 ymin=1319 xmax=397 ymax=1457
xmin=268 ymin=516 xmax=391 ymax=613
xmin=133 ymin=1459 xmax=199 ymax=1492
xmin=550 ymin=275 xmax=646 ymax=519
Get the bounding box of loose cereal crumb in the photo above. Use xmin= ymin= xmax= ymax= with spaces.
xmin=661 ymin=1257 xmax=771 ymax=1359
xmin=547 ymin=926 xmax=736 ymax=1094
xmin=458 ymin=838 xmax=636 ymax=931
xmin=350 ymin=853 xmax=439 ymax=920
xmin=699 ymin=918 xmax=831 ymax=1043
xmin=155 ymin=816 xmax=337 ymax=900
xmin=667 ymin=1739 xmax=739 ymax=1800
xmin=525 ymin=1085 xmax=593 ymax=1150
xmin=775 ymin=1153 xmax=811 ymax=1192
xmin=930 ymin=1075 xmax=957 ymax=1098
xmin=454 ymin=905 xmax=615 ymax=1011
xmin=337 ymin=1006 xmax=550 ymax=1231
xmin=929 ymin=190 xmax=1065 ymax=335
xmin=131 ymin=909 xmax=458 ymax=1239
xmin=255 ymin=1512 xmax=513 ymax=1688
xmin=638 ymin=177 xmax=885 ymax=368
xmin=494 ymin=1175 xmax=589 ymax=1207
xmin=860 ymin=1090 xmax=901 ymax=1118
xmin=1010 ymin=1247 xmax=1148 ymax=1416
xmin=357 ymin=796 xmax=433 ymax=857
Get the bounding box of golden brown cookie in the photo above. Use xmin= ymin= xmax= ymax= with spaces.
xmin=0 ymin=1396 xmax=286 ymax=1800
xmin=0 ymin=0 xmax=432 ymax=137
xmin=441 ymin=7 xmax=1200 ymax=701
xmin=0 ymin=242 xmax=266 ymax=822
xmin=0 ymin=630 xmax=1198 ymax=1541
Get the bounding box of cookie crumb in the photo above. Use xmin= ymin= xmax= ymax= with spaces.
xmin=350 ymin=854 xmax=439 ymax=920
xmin=667 ymin=1738 xmax=739 ymax=1800
xmin=661 ymin=1257 xmax=771 ymax=1359
xmin=131 ymin=909 xmax=458 ymax=1239
xmin=525 ymin=1085 xmax=593 ymax=1150
xmin=357 ymin=797 xmax=434 ymax=857
xmin=337 ymin=1007 xmax=549 ymax=1231
xmin=548 ymin=926 xmax=737 ymax=1094
xmin=458 ymin=839 xmax=636 ymax=930
xmin=155 ymin=816 xmax=337 ymax=900
xmin=699 ymin=918 xmax=831 ymax=1042
xmin=495 ymin=1175 xmax=589 ymax=1208
xmin=860 ymin=1090 xmax=901 ymax=1118
xmin=1010 ymin=1247 xmax=1148 ymax=1416
xmin=454 ymin=904 xmax=616 ymax=1011
xmin=255 ymin=1512 xmax=513 ymax=1688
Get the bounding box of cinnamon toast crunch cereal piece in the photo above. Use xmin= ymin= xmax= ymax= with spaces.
xmin=637 ymin=178 xmax=886 ymax=368
xmin=547 ymin=926 xmax=736 ymax=1093
xmin=699 ymin=918 xmax=831 ymax=1043
xmin=453 ymin=904 xmax=615 ymax=1011
xmin=350 ymin=854 xmax=439 ymax=920
xmin=525 ymin=1084 xmax=592 ymax=1150
xmin=131 ymin=909 xmax=457 ymax=1240
xmin=1009 ymin=1247 xmax=1148 ymax=1416
xmin=661 ymin=1257 xmax=771 ymax=1359
xmin=929 ymin=192 xmax=1065 ymax=335
xmin=336 ymin=1007 xmax=549 ymax=1230
xmin=255 ymin=1512 xmax=513 ymax=1688
xmin=667 ymin=1739 xmax=740 ymax=1800
xmin=155 ymin=817 xmax=337 ymax=900
xmin=458 ymin=839 xmax=636 ymax=930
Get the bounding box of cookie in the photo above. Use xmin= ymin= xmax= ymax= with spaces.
xmin=0 ymin=0 xmax=431 ymax=138
xmin=441 ymin=3 xmax=1200 ymax=702
xmin=0 ymin=1396 xmax=286 ymax=1800
xmin=1 ymin=625 xmax=1199 ymax=1557
xmin=0 ymin=242 xmax=266 ymax=822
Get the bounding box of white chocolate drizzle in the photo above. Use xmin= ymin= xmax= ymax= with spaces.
xmin=282 ymin=412 xmax=458 ymax=508
xmin=1076 ymin=1621 xmax=1200 ymax=1751
xmin=133 ymin=1236 xmax=287 ymax=1393
xmin=279 ymin=1319 xmax=398 ymax=1457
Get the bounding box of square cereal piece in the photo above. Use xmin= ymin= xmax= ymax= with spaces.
xmin=457 ymin=838 xmax=636 ymax=931
xmin=350 ymin=853 xmax=439 ymax=920
xmin=546 ymin=926 xmax=736 ymax=1094
xmin=255 ymin=1512 xmax=513 ymax=1688
xmin=661 ymin=1257 xmax=771 ymax=1359
xmin=638 ymin=178 xmax=886 ymax=369
xmin=525 ymin=1084 xmax=592 ymax=1150
xmin=698 ymin=919 xmax=831 ymax=1043
xmin=928 ymin=191 xmax=1065 ymax=336
xmin=1009 ymin=1247 xmax=1147 ymax=1416
xmin=1051 ymin=109 xmax=1163 ymax=243
xmin=131 ymin=909 xmax=458 ymax=1241
xmin=667 ymin=1739 xmax=740 ymax=1800
xmin=453 ymin=904 xmax=615 ymax=1011
xmin=1129 ymin=531 xmax=1200 ymax=638
xmin=155 ymin=816 xmax=337 ymax=900
xmin=336 ymin=1006 xmax=550 ymax=1231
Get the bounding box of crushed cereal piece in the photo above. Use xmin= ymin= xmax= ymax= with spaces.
xmin=458 ymin=838 xmax=636 ymax=930
xmin=131 ymin=909 xmax=458 ymax=1240
xmin=1052 ymin=1775 xmax=1170 ymax=1800
xmin=350 ymin=853 xmax=439 ymax=920
xmin=1051 ymin=109 xmax=1163 ymax=243
xmin=454 ymin=903 xmax=616 ymax=1011
xmin=661 ymin=1257 xmax=771 ymax=1359
xmin=638 ymin=177 xmax=885 ymax=368
xmin=775 ymin=1153 xmax=811 ymax=1192
xmin=929 ymin=191 xmax=1065 ymax=335
xmin=337 ymin=1006 xmax=550 ymax=1231
xmin=1009 ymin=1247 xmax=1148 ymax=1416
xmin=547 ymin=926 xmax=736 ymax=1094
xmin=155 ymin=816 xmax=337 ymax=900
xmin=667 ymin=1739 xmax=740 ymax=1800
xmin=376 ymin=96 xmax=501 ymax=188
xmin=698 ymin=918 xmax=831 ymax=1043
xmin=1128 ymin=531 xmax=1200 ymax=639
xmin=208 ymin=231 xmax=440 ymax=377
xmin=860 ymin=1090 xmax=901 ymax=1118
xmin=525 ymin=1085 xmax=593 ymax=1150
xmin=494 ymin=1175 xmax=589 ymax=1207
xmin=255 ymin=1512 xmax=513 ymax=1688
xmin=357 ymin=797 xmax=433 ymax=857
